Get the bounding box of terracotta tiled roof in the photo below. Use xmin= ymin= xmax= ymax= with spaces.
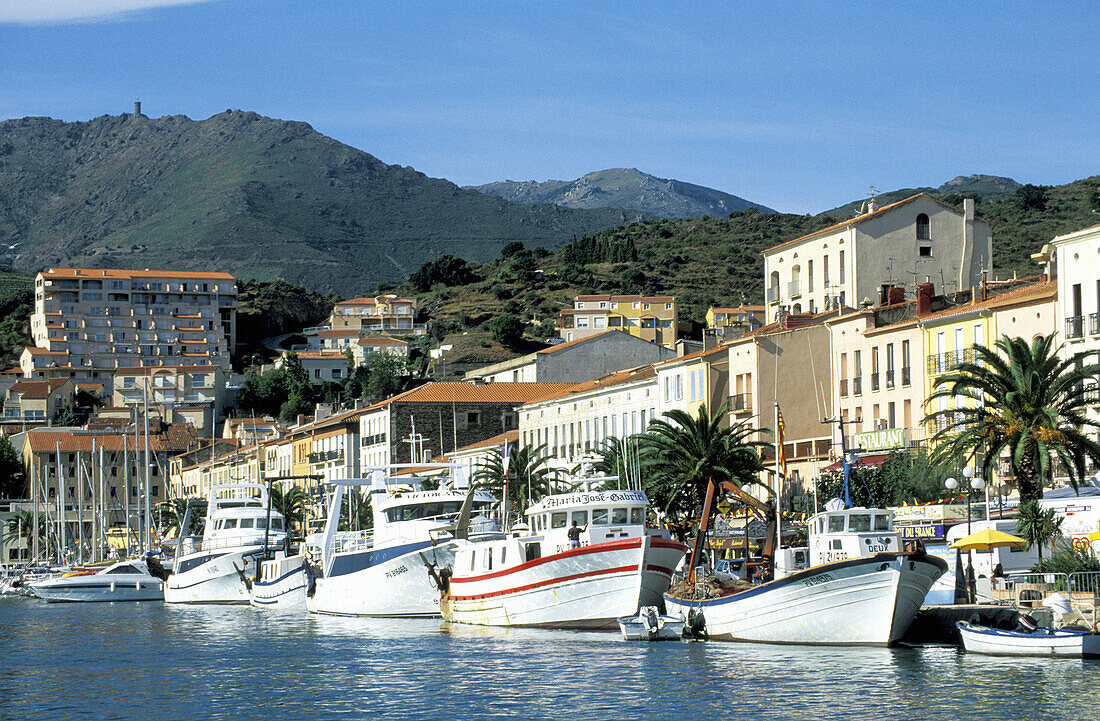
xmin=227 ymin=418 xmax=277 ymax=427
xmin=316 ymin=329 xmax=361 ymax=337
xmin=372 ymin=382 xmax=575 ymax=408
xmin=335 ymin=295 xmax=414 ymax=306
xmin=655 ymin=343 xmax=730 ymax=368
xmin=916 ymin=278 xmax=1055 ymax=325
xmin=2 ymin=367 xmax=24 ymax=375
xmin=291 ymin=351 xmax=346 ymax=360
xmin=41 ymin=268 xmax=234 ymax=280
xmin=8 ymin=378 xmax=70 ymax=399
xmin=525 ymin=365 xmax=656 ymax=406
xmin=24 ymin=431 xmax=166 ymax=453
xmin=287 ymin=406 xmax=367 ymax=433
xmin=574 ymin=294 xmax=676 ymax=303
xmin=23 ymin=347 xmax=67 ymax=356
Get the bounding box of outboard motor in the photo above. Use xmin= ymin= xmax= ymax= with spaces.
xmin=644 ymin=606 xmax=660 ymax=635
xmin=685 ymin=607 xmax=708 ymax=639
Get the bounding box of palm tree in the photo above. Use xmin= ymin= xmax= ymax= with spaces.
xmin=639 ymin=404 xmax=768 ymax=528
xmin=472 ymin=443 xmax=560 ymax=520
xmin=592 ymin=436 xmax=650 ymax=487
xmin=1016 ymin=500 xmax=1063 ymax=566
xmin=926 ymin=335 xmax=1100 ymax=503
xmin=155 ymin=498 xmax=193 ymax=537
xmin=1 ymin=510 xmax=46 ymax=557
xmin=338 ymin=489 xmax=373 ymax=532
xmin=270 ymin=484 xmax=311 ymax=537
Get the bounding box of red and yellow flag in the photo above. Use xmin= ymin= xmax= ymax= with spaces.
xmin=777 ymin=407 xmax=788 ymax=478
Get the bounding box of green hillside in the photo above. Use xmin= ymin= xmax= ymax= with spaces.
xmin=0 ymin=112 xmax=644 ymax=296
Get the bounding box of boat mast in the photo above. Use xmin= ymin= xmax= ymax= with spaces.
xmin=31 ymin=453 xmax=39 ymax=563
xmin=773 ymin=400 xmax=782 ymax=575
xmin=123 ymin=432 xmax=130 ymax=554
xmin=54 ymin=453 xmax=64 ymax=562
xmin=143 ymin=378 xmax=152 ymax=553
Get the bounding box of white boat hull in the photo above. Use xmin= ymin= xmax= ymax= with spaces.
xmin=308 ymin=540 xmax=455 ymax=617
xmin=30 ymin=576 xmax=164 ymax=603
xmin=164 ymin=547 xmax=262 ymax=605
xmin=958 ymin=621 xmax=1100 ymax=657
xmin=443 ymin=536 xmax=687 ymax=630
xmin=664 ymin=553 xmax=946 ymax=646
xmin=619 ymin=608 xmax=684 ymax=641
xmin=250 ymin=556 xmax=311 ymax=610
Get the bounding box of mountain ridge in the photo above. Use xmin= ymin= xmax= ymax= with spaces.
xmin=0 ymin=111 xmax=645 ymax=296
xmin=467 ymin=167 xmax=774 ymax=218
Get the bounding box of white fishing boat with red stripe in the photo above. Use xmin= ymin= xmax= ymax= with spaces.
xmin=441 ymin=489 xmax=687 ymax=629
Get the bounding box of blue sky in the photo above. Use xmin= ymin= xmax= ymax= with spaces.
xmin=2 ymin=1 xmax=1097 ymax=213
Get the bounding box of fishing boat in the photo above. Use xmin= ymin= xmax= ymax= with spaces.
xmin=664 ymin=500 xmax=947 ymax=645
xmin=164 ymin=483 xmax=287 ymax=604
xmin=28 ymin=558 xmax=165 ymax=603
xmin=308 ymin=466 xmax=499 ymax=617
xmin=957 ymin=620 xmax=1100 ymax=658
xmin=619 ymin=606 xmax=684 ymax=641
xmin=249 ymin=551 xmax=312 ymax=609
xmin=441 ymin=488 xmax=688 ymax=630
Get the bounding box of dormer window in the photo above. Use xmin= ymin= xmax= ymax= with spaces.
xmin=916 ymin=213 xmax=930 ymax=240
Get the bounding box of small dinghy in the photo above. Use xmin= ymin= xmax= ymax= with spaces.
xmin=957 ymin=619 xmax=1100 ymax=658
xmin=619 ymin=606 xmax=684 ymax=641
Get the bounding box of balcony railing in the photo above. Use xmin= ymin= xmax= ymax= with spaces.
xmin=1066 ymin=315 xmax=1085 ymax=340
xmin=852 ymin=376 xmax=862 ymax=396
xmin=1090 ymin=313 xmax=1100 ymax=337
xmin=839 ymin=379 xmax=848 ymax=397
xmin=731 ymin=393 xmax=753 ymax=413
xmin=902 ymin=366 xmax=911 ymax=386
xmin=885 ymin=369 xmax=895 ymax=389
xmin=766 ymin=287 xmax=779 ymax=303
xmin=926 ymin=348 xmax=975 ymax=375
xmin=787 ymin=281 xmax=801 ymax=298
xmin=870 ymin=372 xmax=880 ymax=392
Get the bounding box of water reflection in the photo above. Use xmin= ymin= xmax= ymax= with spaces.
xmin=2 ymin=598 xmax=1099 ymax=720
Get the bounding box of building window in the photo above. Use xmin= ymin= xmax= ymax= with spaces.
xmin=916 ymin=213 xmax=930 ymax=240
xmin=919 ymin=245 xmax=932 ymax=258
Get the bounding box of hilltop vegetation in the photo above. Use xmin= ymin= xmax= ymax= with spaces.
xmin=0 ymin=268 xmax=33 ymax=366
xmin=0 ymin=112 xmax=643 ymax=297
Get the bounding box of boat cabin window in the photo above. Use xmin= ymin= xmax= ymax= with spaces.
xmin=592 ymin=508 xmax=609 ymax=525
xmin=500 ymin=546 xmax=507 ymax=565
xmin=612 ymin=508 xmax=628 ymax=525
xmin=224 ymin=519 xmax=238 ymax=530
xmin=239 ymin=518 xmax=253 ymax=529
xmin=487 ymin=548 xmax=493 ymax=571
xmin=525 ymin=542 xmax=541 ymax=562
xmin=571 ymin=511 xmax=588 ymax=526
xmin=827 ymin=515 xmax=844 ymax=533
xmin=551 ymin=512 xmax=567 ymax=529
xmin=830 ymin=539 xmax=843 ymax=550
xmin=386 ymin=501 xmax=464 ymax=523
xmin=107 ymin=565 xmax=138 ymax=574
xmin=874 ymin=514 xmax=890 ymax=531
xmin=255 ymin=518 xmax=267 ymax=529
xmin=849 ymin=514 xmax=871 ymax=532
xmin=271 ymin=518 xmax=284 ymax=530
xmin=630 ymin=508 xmax=643 ymax=524
xmin=470 ymin=551 xmax=476 ymax=571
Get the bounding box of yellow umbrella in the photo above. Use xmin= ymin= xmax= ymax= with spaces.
xmin=949 ymin=528 xmax=1026 ymax=551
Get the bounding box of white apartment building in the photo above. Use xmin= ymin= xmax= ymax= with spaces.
xmin=27 ymin=268 xmax=237 ymax=390
xmin=763 ymin=195 xmax=991 ymax=321
xmin=518 ymin=365 xmax=658 ymax=472
xmin=112 ymin=365 xmax=225 ymax=432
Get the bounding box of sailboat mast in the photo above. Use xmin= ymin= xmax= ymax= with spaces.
xmin=123 ymin=433 xmax=130 ymax=554
xmin=143 ymin=378 xmax=152 ymax=553
xmin=773 ymin=400 xmax=781 ymax=572
xmin=31 ymin=453 xmax=39 ymax=562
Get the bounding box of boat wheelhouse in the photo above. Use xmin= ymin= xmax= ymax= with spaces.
xmin=442 ymin=487 xmax=687 ymax=630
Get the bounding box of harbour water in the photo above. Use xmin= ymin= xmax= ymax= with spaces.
xmin=2 ymin=598 xmax=1099 ymax=720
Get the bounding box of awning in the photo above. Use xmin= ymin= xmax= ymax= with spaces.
xmin=821 ymin=453 xmax=892 ymax=473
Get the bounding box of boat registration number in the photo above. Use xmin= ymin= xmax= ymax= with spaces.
xmin=802 ymin=573 xmax=834 ymax=587
xmin=386 ymin=565 xmax=409 ymax=579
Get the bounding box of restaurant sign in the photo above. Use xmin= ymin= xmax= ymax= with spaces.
xmin=852 ymin=427 xmax=908 ymax=452
xmin=899 ymin=524 xmax=946 ymax=540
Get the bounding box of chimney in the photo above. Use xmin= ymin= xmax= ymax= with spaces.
xmin=916 ymin=283 xmax=935 ymax=317
xmin=888 ymin=286 xmax=906 ymax=306
xmin=296 ymin=413 xmax=305 ymax=427
xmin=867 ymin=196 xmax=877 ymax=213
